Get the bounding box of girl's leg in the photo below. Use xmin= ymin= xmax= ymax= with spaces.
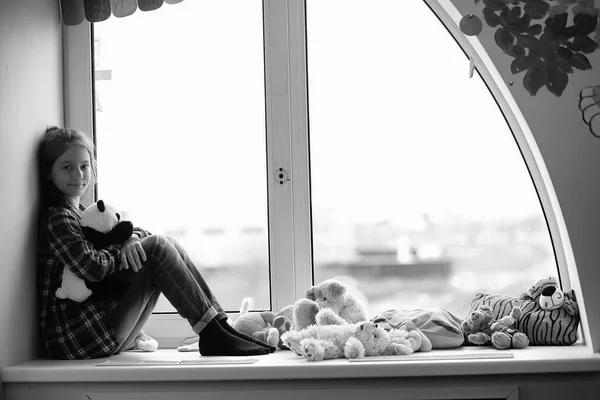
xmin=165 ymin=236 xmax=276 ymax=352
xmin=164 ymin=236 xmax=227 ymax=317
xmin=118 ymin=234 xmax=269 ymax=356
xmin=108 ymin=263 xmax=160 ymax=354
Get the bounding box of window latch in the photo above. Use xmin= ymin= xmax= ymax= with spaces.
xmin=277 ymin=167 xmax=290 ymax=185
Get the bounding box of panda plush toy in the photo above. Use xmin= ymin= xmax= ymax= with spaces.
xmin=55 ymin=200 xmax=134 ymax=303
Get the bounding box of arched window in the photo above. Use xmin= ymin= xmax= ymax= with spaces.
xmin=307 ymin=0 xmax=558 ymax=316
xmin=62 ymin=0 xmax=591 ymax=347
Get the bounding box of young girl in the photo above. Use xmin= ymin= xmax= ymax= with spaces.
xmin=37 ymin=126 xmax=274 ymax=359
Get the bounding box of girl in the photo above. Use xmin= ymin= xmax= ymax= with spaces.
xmin=37 ymin=126 xmax=274 ymax=359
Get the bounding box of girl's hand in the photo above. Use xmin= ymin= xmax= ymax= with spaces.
xmin=120 ymin=235 xmax=146 ymax=272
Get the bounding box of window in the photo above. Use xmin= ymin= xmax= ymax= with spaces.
xmin=63 ymin=0 xmax=564 ymax=344
xmin=92 ymin=0 xmax=270 ymax=312
xmin=306 ymin=0 xmax=557 ymax=316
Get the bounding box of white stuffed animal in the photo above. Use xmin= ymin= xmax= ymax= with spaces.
xmin=306 ymin=279 xmax=368 ymax=324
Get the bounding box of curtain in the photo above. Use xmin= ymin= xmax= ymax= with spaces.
xmin=60 ymin=0 xmax=184 ymax=26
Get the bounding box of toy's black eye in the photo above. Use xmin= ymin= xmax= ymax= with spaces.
xmin=323 ymin=297 xmax=327 ymax=301
xmin=116 ymin=213 xmax=121 ymax=221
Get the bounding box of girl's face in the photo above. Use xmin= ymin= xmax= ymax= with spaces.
xmin=50 ymin=145 xmax=92 ymax=205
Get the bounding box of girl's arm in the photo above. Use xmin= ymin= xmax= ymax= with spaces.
xmin=131 ymin=226 xmax=151 ymax=240
xmin=45 ymin=207 xmax=121 ymax=282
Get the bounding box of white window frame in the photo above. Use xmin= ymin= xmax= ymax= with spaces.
xmin=62 ymin=0 xmax=594 ymax=351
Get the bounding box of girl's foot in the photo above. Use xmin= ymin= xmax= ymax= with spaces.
xmin=199 ymin=319 xmax=271 ymax=356
xmin=219 ymin=319 xmax=277 ymax=353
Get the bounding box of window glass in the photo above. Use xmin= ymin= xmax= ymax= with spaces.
xmin=93 ymin=0 xmax=269 ymax=311
xmin=307 ymin=0 xmax=558 ymax=317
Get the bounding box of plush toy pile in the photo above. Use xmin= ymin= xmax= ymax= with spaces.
xmin=203 ymin=275 xmax=581 ymax=358
xmin=231 ymin=278 xmax=430 ymax=361
xmin=226 ymin=278 xmax=371 ymax=352
xmin=281 ymin=308 xmax=431 ymax=361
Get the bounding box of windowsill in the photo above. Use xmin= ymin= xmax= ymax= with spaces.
xmin=3 ymin=344 xmax=600 ymax=383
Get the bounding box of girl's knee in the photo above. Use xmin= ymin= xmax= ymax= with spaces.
xmin=141 ymin=234 xmax=171 ymax=255
xmin=140 ymin=235 xmax=183 ymax=272
xmin=165 ymin=235 xmax=183 ymax=251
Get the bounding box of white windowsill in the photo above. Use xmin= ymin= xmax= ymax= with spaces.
xmin=3 ymin=344 xmax=600 ymax=383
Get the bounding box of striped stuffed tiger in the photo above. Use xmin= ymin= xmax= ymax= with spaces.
xmin=465 ymin=277 xmax=580 ymax=346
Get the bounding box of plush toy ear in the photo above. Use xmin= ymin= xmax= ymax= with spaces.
xmin=478 ymin=305 xmax=493 ymax=314
xmin=306 ymin=286 xmax=316 ymax=300
xmin=260 ymin=311 xmax=277 ymax=325
xmin=97 ymin=200 xmax=105 ymax=212
xmin=273 ymin=315 xmax=286 ymax=330
xmin=328 ymin=280 xmax=346 ymax=297
xmin=520 ymin=291 xmax=533 ymax=301
xmin=564 ymin=300 xmax=578 ymax=316
xmin=564 ymin=290 xmax=579 ymax=316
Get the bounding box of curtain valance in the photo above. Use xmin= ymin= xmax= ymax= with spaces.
xmin=60 ymin=0 xmax=184 ymax=26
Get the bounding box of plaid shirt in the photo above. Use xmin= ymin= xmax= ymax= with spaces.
xmin=37 ymin=202 xmax=150 ymax=360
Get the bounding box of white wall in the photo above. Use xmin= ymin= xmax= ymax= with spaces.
xmin=0 ymin=0 xmax=63 ymax=397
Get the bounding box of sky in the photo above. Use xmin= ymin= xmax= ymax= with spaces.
xmin=93 ymin=0 xmax=544 ymax=234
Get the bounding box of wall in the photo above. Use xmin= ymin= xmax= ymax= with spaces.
xmin=0 ymin=0 xmax=63 ymax=398
xmin=450 ymin=0 xmax=600 ymax=352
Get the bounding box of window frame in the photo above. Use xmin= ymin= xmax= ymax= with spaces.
xmin=63 ymin=0 xmax=313 ymax=345
xmin=62 ymin=0 xmax=593 ymax=351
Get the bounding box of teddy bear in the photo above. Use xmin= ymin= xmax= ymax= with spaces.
xmin=520 ymin=276 xmax=578 ymax=315
xmin=281 ymin=308 xmax=428 ymax=361
xmin=306 ymin=278 xmax=368 ymax=324
xmin=461 ymin=304 xmax=529 ymax=350
xmin=232 ymin=297 xmax=294 ymax=350
xmin=55 ymin=200 xmax=134 ymax=304
xmin=282 ymin=279 xmax=366 ymax=337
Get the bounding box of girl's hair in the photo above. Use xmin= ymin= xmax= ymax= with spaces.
xmin=37 ymin=126 xmax=97 ymax=209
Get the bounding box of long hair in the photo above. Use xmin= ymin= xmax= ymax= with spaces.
xmin=37 ymin=126 xmax=97 ymax=212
